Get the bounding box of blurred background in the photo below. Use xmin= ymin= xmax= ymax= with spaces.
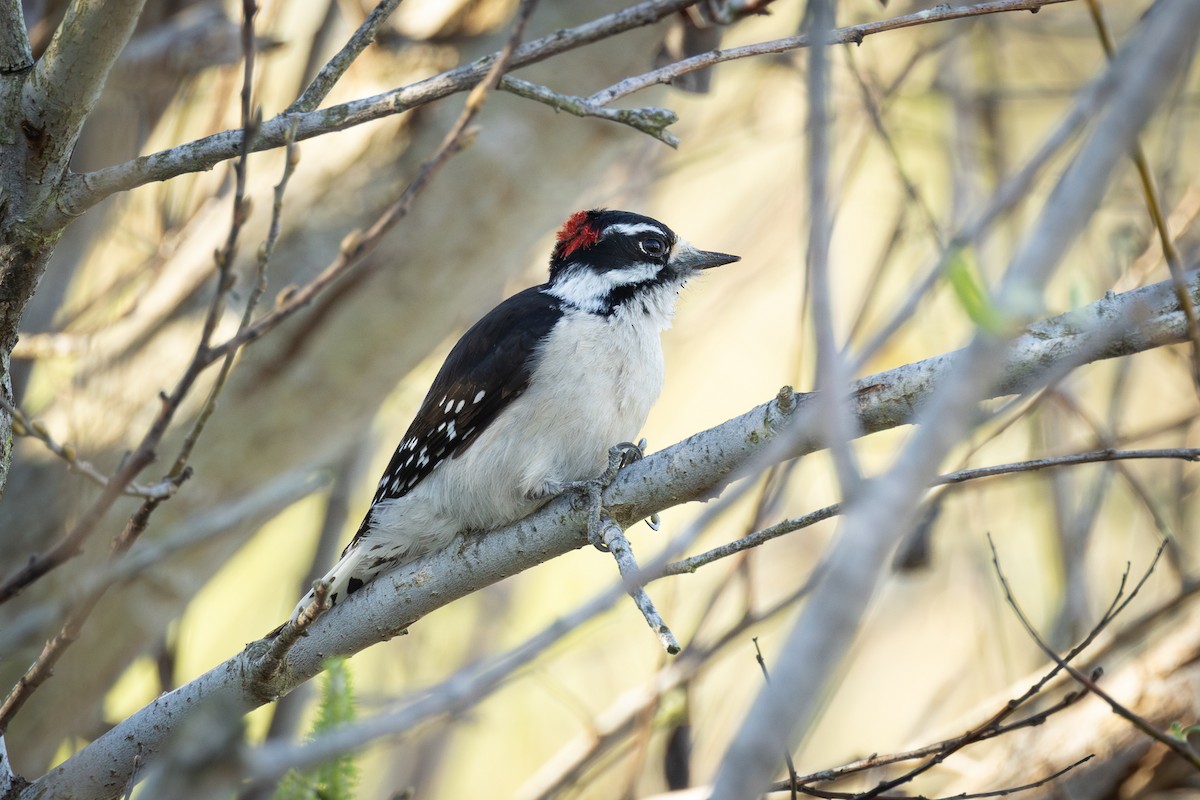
xmin=2 ymin=0 xmax=1199 ymax=797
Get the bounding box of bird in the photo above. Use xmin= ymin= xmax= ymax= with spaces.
xmin=292 ymin=209 xmax=739 ymax=618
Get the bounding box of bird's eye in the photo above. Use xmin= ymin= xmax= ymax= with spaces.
xmin=639 ymin=236 xmax=667 ymax=257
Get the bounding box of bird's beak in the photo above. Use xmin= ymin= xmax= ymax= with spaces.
xmin=669 ymin=240 xmax=741 ymax=271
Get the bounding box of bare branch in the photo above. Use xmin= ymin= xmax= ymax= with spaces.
xmin=0 ymin=0 xmax=32 ymax=73
xmin=990 ymin=538 xmax=1200 ymax=771
xmin=0 ymin=393 xmax=177 ymax=499
xmin=288 ymin=0 xmax=405 ymax=113
xmin=666 ymin=447 xmax=1200 ymax=576
xmin=588 ymin=0 xmax=1078 ymax=106
xmin=21 ymin=265 xmax=1200 ymax=800
xmin=711 ymin=3 xmax=1200 ymax=794
xmin=48 ymin=0 xmax=700 ymax=224
xmin=1084 ymin=0 xmax=1200 ymax=394
xmin=596 ymin=514 xmax=680 ymax=654
xmin=500 ymin=76 xmax=680 ymax=146
xmin=20 ymin=0 xmax=147 ymax=184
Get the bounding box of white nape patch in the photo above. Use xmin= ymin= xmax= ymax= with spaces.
xmin=605 ymin=222 xmax=668 ymax=239
xmin=546 ymin=262 xmax=660 ymax=312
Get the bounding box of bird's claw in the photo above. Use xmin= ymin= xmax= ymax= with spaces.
xmin=555 ymin=440 xmax=649 ymax=551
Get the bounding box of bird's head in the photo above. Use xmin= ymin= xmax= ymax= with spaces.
xmin=545 ymin=209 xmax=739 ymax=315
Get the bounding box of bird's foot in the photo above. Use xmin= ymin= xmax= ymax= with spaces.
xmin=580 ymin=440 xmax=646 ymax=550
xmin=526 ymin=441 xmax=648 ymax=550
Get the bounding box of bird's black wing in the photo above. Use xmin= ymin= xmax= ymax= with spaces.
xmin=365 ymin=285 xmax=563 ymax=510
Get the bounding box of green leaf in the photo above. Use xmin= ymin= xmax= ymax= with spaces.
xmin=944 ymin=248 xmax=1005 ymax=334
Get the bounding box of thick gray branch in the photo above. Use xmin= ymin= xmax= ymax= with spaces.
xmin=0 ymin=0 xmax=32 ymax=74
xmin=20 ymin=0 xmax=147 ymax=191
xmin=21 ymin=270 xmax=1199 ymax=800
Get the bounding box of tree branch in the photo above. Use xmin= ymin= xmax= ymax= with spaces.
xmin=46 ymin=0 xmax=700 ymax=225
xmin=22 ymin=266 xmax=1200 ymax=800
xmin=711 ymin=2 xmax=1200 ymax=793
xmin=44 ymin=0 xmax=1079 ymax=227
xmin=587 ymin=0 xmax=1079 ymax=106
xmin=0 ymin=0 xmax=32 ymax=74
xmin=499 ymin=76 xmax=680 ymax=147
xmin=20 ymin=0 xmax=147 ymax=187
xmin=287 ymin=0 xmax=404 ymax=114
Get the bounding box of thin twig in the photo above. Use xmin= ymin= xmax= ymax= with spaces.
xmin=775 ymin=685 xmax=1094 ymax=792
xmin=753 ymin=638 xmax=798 ymax=800
xmin=989 ymin=537 xmax=1200 ymax=771
xmin=588 ymin=0 xmax=1077 ymax=106
xmin=0 ymin=394 xmax=178 ymax=499
xmin=788 ymin=756 xmax=1094 ymax=800
xmin=0 ymin=1 xmax=271 ymax=732
xmin=288 ymin=0 xmax=405 ymax=113
xmin=499 ymin=76 xmax=679 ymax=146
xmin=665 ymin=447 xmax=1200 ymax=576
xmin=597 ymin=514 xmax=680 ymax=654
xmin=111 ymin=0 xmax=272 ymax=555
xmin=1084 ymin=0 xmax=1200 ymax=395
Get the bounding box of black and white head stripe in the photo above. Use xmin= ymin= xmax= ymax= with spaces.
xmin=546 ymin=210 xmax=738 ymax=315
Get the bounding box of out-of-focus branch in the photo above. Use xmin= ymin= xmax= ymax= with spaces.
xmin=711 ymin=2 xmax=1200 ymax=794
xmin=21 ymin=266 xmax=1200 ymax=800
xmin=1083 ymin=0 xmax=1200 ymax=395
xmin=0 ymin=467 xmax=329 ymax=658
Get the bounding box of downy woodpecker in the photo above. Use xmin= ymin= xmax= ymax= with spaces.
xmin=294 ymin=209 xmax=738 ymax=616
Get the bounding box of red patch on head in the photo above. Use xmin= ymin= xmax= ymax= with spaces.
xmin=555 ymin=211 xmax=601 ymax=259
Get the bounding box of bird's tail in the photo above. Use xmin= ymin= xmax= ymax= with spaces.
xmin=290 ymin=543 xmax=370 ymax=620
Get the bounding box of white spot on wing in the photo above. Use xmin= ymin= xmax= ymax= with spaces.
xmin=473 ymin=390 xmax=486 ymax=404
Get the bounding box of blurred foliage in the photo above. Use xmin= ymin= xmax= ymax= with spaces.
xmin=274 ymin=659 xmax=359 ymax=800
xmin=1 ymin=0 xmax=1199 ymax=798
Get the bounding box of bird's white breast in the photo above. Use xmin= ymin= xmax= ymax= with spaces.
xmin=422 ymin=288 xmax=676 ymax=530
